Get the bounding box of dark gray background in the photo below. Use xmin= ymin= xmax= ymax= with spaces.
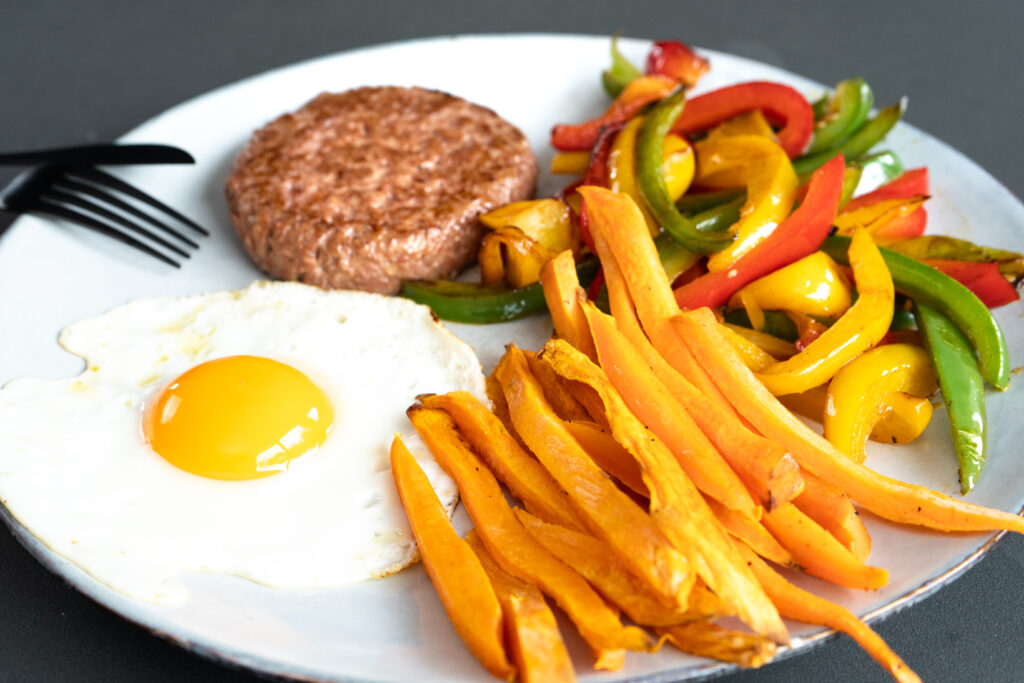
xmin=2 ymin=1 xmax=1022 ymax=681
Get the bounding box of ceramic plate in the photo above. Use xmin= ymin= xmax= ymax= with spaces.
xmin=1 ymin=34 xmax=1022 ymax=682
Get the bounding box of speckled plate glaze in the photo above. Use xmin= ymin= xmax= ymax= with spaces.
xmin=0 ymin=34 xmax=1022 ymax=683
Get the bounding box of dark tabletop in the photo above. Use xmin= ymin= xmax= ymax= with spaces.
xmin=2 ymin=1 xmax=1023 ymax=681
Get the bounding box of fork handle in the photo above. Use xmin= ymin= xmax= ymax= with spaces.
xmin=0 ymin=144 xmax=194 ymax=166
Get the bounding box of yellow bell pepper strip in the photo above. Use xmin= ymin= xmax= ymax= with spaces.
xmin=913 ymin=302 xmax=988 ymax=494
xmin=480 ymin=198 xmax=578 ymax=255
xmin=792 ymin=99 xmax=907 ymax=175
xmin=672 ymin=81 xmax=815 ymax=158
xmin=823 ymin=343 xmax=938 ymax=463
xmin=693 ymin=134 xmax=799 ymax=272
xmin=806 ymin=77 xmax=875 ymax=155
xmin=479 ymin=226 xmax=559 ymax=289
xmin=706 ymin=110 xmax=777 ymax=141
xmin=400 ymin=256 xmax=599 ymax=324
xmin=635 ymin=89 xmax=736 ymax=254
xmin=608 ymin=116 xmax=695 ymax=235
xmin=781 ymin=384 xmax=934 ymax=446
xmin=755 ymin=229 xmax=894 ymax=396
xmin=820 ymin=234 xmax=1011 ymax=390
xmin=728 ymin=252 xmax=853 ymax=319
xmin=601 ymin=35 xmax=643 ymax=97
xmin=550 ymin=74 xmax=677 ymax=151
xmin=550 ymin=150 xmax=590 ymax=175
xmin=674 ymin=155 xmax=845 ymax=310
xmin=833 ymin=196 xmax=928 ymax=246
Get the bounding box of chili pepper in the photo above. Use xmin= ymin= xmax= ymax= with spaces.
xmin=823 ymin=343 xmax=937 ymax=463
xmin=674 ymin=155 xmax=845 ymax=310
xmin=550 ymin=74 xmax=677 ymax=151
xmin=755 ymin=229 xmax=894 ymax=396
xmin=843 ymin=168 xmax=928 ymax=212
xmin=834 ymin=196 xmax=928 ymax=245
xmin=478 ymin=226 xmax=559 ymax=288
xmin=635 ymin=88 xmax=734 ymax=253
xmin=920 ymin=259 xmax=1020 ymax=308
xmin=577 ymin=123 xmax=626 ymax=252
xmin=400 ymin=258 xmax=600 ymax=324
xmin=644 ymin=40 xmax=709 ymax=87
xmin=912 ymin=302 xmax=988 ymax=494
xmin=820 ymin=234 xmax=1010 ymax=390
xmin=693 ymin=134 xmax=799 ymax=270
xmin=806 ymin=78 xmax=875 ymax=155
xmin=792 ymin=99 xmax=907 ymax=175
xmin=671 ymin=81 xmax=815 ymax=158
xmin=480 ymin=198 xmax=578 ymax=254
xmin=601 ymin=35 xmax=643 ymax=98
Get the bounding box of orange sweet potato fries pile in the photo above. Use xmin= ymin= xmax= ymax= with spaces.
xmin=390 ymin=183 xmax=1024 ymax=683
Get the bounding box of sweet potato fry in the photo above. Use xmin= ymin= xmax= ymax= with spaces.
xmin=541 ymin=339 xmax=789 ymax=645
xmin=577 ymin=185 xmax=736 ymax=417
xmin=541 ymin=250 xmax=597 ymax=361
xmin=562 ymin=420 xmax=648 ymax=497
xmin=582 ymin=303 xmax=760 ymax=519
xmin=496 ymin=346 xmax=694 ymax=610
xmin=389 ymin=436 xmax=514 ymax=681
xmin=419 ymin=392 xmax=585 ymax=533
xmin=761 ymin=502 xmax=888 ymax=590
xmin=467 ymin=532 xmax=577 ymax=683
xmin=734 ymin=542 xmax=922 ymax=683
xmin=516 ymin=509 xmax=692 ymax=627
xmin=524 ymin=350 xmax=591 ymax=422
xmin=795 ymin=470 xmax=872 ymax=561
xmin=704 ymin=496 xmax=796 ymax=569
xmin=588 ymin=233 xmax=804 ymax=511
xmin=672 ymin=307 xmax=1024 ymax=535
xmin=657 ymin=622 xmax=776 ymax=668
xmin=407 ymin=405 xmax=652 ymax=661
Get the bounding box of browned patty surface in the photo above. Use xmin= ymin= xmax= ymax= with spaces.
xmin=225 ymin=86 xmax=538 ymax=294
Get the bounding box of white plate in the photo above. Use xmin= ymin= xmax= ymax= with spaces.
xmin=1 ymin=34 xmax=1022 ymax=682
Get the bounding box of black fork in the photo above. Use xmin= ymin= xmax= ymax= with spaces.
xmin=0 ymin=163 xmax=207 ymax=267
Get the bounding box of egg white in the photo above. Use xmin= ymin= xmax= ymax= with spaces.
xmin=0 ymin=281 xmax=485 ymax=604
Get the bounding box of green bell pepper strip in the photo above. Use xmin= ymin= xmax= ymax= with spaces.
xmin=806 ymin=77 xmax=875 ymax=155
xmin=636 ymin=88 xmax=734 ymax=253
xmin=850 ymin=150 xmax=904 ymax=197
xmin=675 ymin=188 xmax=745 ymax=214
xmin=792 ymin=99 xmax=907 ymax=175
xmin=821 ymin=234 xmax=1010 ymax=390
xmin=400 ymin=258 xmax=600 ymax=324
xmin=913 ymin=301 xmax=987 ymax=494
xmin=601 ymin=35 xmax=642 ymax=98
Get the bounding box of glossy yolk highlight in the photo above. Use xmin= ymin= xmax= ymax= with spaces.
xmin=143 ymin=355 xmax=333 ymax=480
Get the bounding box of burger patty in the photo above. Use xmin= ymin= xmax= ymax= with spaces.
xmin=225 ymin=86 xmax=538 ymax=294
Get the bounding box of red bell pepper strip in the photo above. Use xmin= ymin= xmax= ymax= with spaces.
xmin=871 ymin=207 xmax=927 ymax=242
xmin=674 ymin=155 xmax=845 ymax=310
xmin=576 ymin=123 xmax=626 ymax=253
xmin=645 ymin=40 xmax=710 ymax=87
xmin=550 ymin=75 xmax=676 ymax=151
xmin=920 ymin=259 xmax=1020 ymax=308
xmin=672 ymin=81 xmax=814 ymax=158
xmin=843 ymin=168 xmax=929 ymax=212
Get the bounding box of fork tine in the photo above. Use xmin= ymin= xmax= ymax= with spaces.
xmin=32 ymin=199 xmax=180 ymax=268
xmin=53 ymin=175 xmax=200 ymax=249
xmin=43 ymin=187 xmax=191 ymax=259
xmin=67 ymin=166 xmax=209 ymax=236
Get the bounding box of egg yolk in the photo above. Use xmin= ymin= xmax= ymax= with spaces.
xmin=143 ymin=355 xmax=333 ymax=481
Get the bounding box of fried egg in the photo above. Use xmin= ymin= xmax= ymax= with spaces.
xmin=0 ymin=281 xmax=484 ymax=604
